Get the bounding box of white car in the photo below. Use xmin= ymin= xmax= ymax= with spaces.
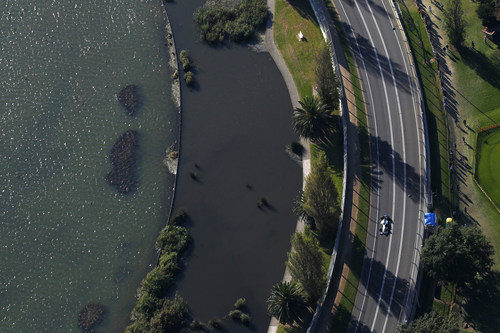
xmin=379 ymin=215 xmax=392 ymax=236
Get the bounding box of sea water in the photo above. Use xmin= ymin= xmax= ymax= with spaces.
xmin=0 ymin=0 xmax=177 ymax=331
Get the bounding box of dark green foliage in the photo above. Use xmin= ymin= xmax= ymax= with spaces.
xmin=267 ymin=281 xmax=307 ymax=325
xmin=170 ymin=208 xmax=188 ymax=225
xmin=302 ymin=151 xmax=340 ymax=240
xmin=287 ymin=228 xmax=326 ymax=302
xmin=131 ymin=293 xmax=161 ymax=321
xmin=155 ymin=225 xmax=191 ymax=253
xmin=184 ymin=71 xmax=194 ymax=87
xmin=127 ymin=225 xmax=191 ymax=331
xmin=228 ymin=309 xmax=243 ymax=320
xmin=443 ymin=0 xmax=467 ymax=46
xmin=141 ymin=257 xmax=180 ymax=298
xmin=118 ymin=85 xmax=141 ymax=116
xmin=397 ymin=311 xmax=459 ymax=333
xmin=421 ymin=223 xmax=494 ymax=287
xmin=234 ymin=297 xmax=247 ymax=309
xmin=77 ymin=303 xmax=105 ymax=332
xmin=314 ymin=46 xmax=340 ymax=111
xmin=240 ymin=313 xmax=251 ymax=326
xmin=194 ymin=0 xmax=269 ymax=44
xmin=292 ymin=96 xmax=337 ymax=143
xmin=149 ymin=295 xmax=189 ymax=332
xmin=476 ymin=0 xmax=496 ymax=26
xmin=106 ymin=130 xmax=139 ymax=194
xmin=179 ymin=50 xmax=191 ymax=71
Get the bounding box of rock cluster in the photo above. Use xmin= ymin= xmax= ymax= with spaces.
xmin=77 ymin=303 xmax=105 ymax=332
xmin=106 ymin=130 xmax=139 ymax=194
xmin=118 ymin=85 xmax=141 ymax=116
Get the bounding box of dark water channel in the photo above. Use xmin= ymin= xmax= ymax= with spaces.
xmin=167 ymin=1 xmax=302 ymax=331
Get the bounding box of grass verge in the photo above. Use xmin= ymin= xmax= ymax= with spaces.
xmin=274 ymin=0 xmax=325 ymax=98
xmin=395 ymin=0 xmax=451 ymax=217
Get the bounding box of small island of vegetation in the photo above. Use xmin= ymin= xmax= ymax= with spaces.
xmin=194 ymin=0 xmax=268 ymax=44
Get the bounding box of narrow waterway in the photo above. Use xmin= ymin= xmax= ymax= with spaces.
xmin=0 ymin=1 xmax=177 ymax=331
xmin=167 ymin=1 xmax=301 ymax=331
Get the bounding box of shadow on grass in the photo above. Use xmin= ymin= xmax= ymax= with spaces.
xmin=286 ymin=0 xmax=319 ymax=23
xmin=460 ymin=271 xmax=500 ymax=333
xmin=459 ymin=46 xmax=500 ymax=90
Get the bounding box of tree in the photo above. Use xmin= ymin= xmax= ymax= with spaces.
xmin=443 ymin=0 xmax=467 ymax=47
xmin=292 ymin=96 xmax=337 ymax=142
xmin=397 ymin=311 xmax=459 ymax=333
xmin=421 ymin=223 xmax=494 ymax=287
xmin=287 ymin=228 xmax=327 ymax=302
xmin=302 ymin=151 xmax=340 ymax=240
xmin=148 ymin=295 xmax=189 ymax=332
xmin=314 ymin=46 xmax=340 ymax=111
xmin=267 ymin=281 xmax=308 ymax=326
xmin=476 ymin=0 xmax=496 ymax=26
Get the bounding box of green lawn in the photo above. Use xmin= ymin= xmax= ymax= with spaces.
xmin=476 ymin=127 xmax=500 ymax=209
xmin=441 ymin=0 xmax=500 ymax=268
xmin=396 ymin=0 xmax=451 ymax=217
xmin=274 ymin=0 xmax=325 ymax=98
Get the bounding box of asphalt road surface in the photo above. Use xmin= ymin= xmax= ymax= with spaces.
xmin=331 ymin=0 xmax=428 ymax=331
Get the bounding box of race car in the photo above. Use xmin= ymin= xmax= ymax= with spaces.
xmin=379 ymin=214 xmax=393 ymax=236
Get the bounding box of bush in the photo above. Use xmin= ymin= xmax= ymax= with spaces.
xmin=184 ymin=71 xmax=194 ymax=86
xmin=140 ymin=263 xmax=178 ymax=298
xmin=190 ymin=319 xmax=206 ymax=330
xmin=155 ymin=225 xmax=190 ymax=253
xmin=149 ymin=295 xmax=189 ymax=332
xmin=228 ymin=309 xmax=243 ymax=320
xmin=234 ymin=297 xmax=247 ymax=309
xmin=314 ymin=46 xmax=340 ymax=111
xmin=194 ymin=0 xmax=268 ymax=44
xmin=302 ymin=151 xmax=340 ymax=240
xmin=77 ymin=303 xmax=105 ymax=332
xmin=179 ymin=50 xmax=191 ymax=72
xmin=240 ymin=313 xmax=251 ymax=326
xmin=131 ymin=292 xmax=161 ymax=321
xmin=477 ymin=0 xmax=496 ymax=26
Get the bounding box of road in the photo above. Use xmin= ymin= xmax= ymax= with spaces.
xmin=331 ymin=0 xmax=428 ymax=331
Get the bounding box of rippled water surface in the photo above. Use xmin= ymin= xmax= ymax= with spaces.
xmin=0 ymin=0 xmax=176 ymax=331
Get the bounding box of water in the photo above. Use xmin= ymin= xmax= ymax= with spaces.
xmin=167 ymin=1 xmax=302 ymax=331
xmin=0 ymin=0 xmax=177 ymax=331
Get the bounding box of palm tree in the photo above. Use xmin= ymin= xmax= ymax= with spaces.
xmin=292 ymin=96 xmax=336 ymax=142
xmin=267 ymin=281 xmax=307 ymax=326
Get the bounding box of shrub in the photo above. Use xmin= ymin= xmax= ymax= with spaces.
xmin=234 ymin=297 xmax=247 ymax=309
xmin=314 ymin=46 xmax=340 ymax=111
xmin=77 ymin=303 xmax=105 ymax=332
xmin=228 ymin=309 xmax=243 ymax=320
xmin=149 ymin=295 xmax=189 ymax=332
xmin=302 ymin=151 xmax=340 ymax=240
xmin=240 ymin=313 xmax=251 ymax=326
xmin=184 ymin=71 xmax=194 ymax=86
xmin=155 ymin=225 xmax=190 ymax=253
xmin=131 ymin=292 xmax=161 ymax=321
xmin=194 ymin=0 xmax=268 ymax=44
xmin=140 ymin=264 xmax=177 ymax=298
xmin=170 ymin=208 xmax=188 ymax=225
xmin=477 ymin=0 xmax=495 ymax=26
xmin=179 ymin=50 xmax=191 ymax=72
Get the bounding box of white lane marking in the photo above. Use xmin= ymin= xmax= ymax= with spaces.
xmin=358 ymin=0 xmax=410 ymax=330
xmin=347 ymin=1 xmax=399 ymax=331
xmin=335 ymin=3 xmax=383 ymax=331
xmin=379 ymin=0 xmax=425 ymax=325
